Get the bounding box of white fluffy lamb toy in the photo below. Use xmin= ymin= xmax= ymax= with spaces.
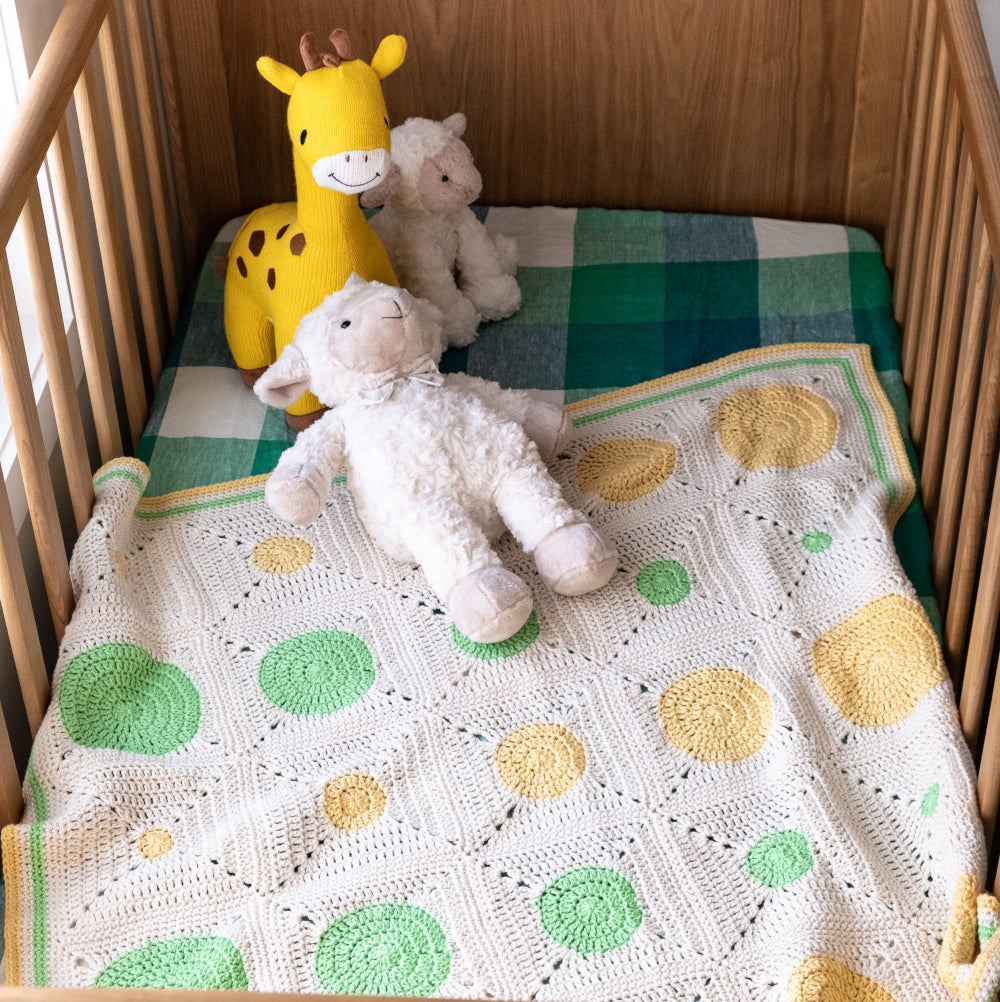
xmin=254 ymin=275 xmax=617 ymax=644
xmin=360 ymin=113 xmax=520 ymax=348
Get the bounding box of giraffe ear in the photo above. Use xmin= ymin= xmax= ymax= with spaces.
xmin=254 ymin=344 xmax=312 ymax=410
xmin=370 ymin=35 xmax=406 ymax=80
xmin=257 ymin=56 xmax=301 ymax=95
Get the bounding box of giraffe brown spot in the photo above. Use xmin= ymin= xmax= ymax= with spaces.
xmin=276 ymin=224 xmax=289 ymax=239
xmin=267 ymin=267 xmax=276 ymax=290
xmin=289 ymin=233 xmax=306 ymax=256
xmin=236 ymin=256 xmax=247 ymax=278
xmin=248 ymin=230 xmax=266 ymax=256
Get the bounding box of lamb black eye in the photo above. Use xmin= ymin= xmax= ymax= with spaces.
xmin=340 ymin=320 xmax=351 ymax=329
xmin=441 ymin=174 xmax=449 ymax=182
xmin=300 ymin=129 xmax=307 ymax=144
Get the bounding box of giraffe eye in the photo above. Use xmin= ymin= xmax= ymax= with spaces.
xmin=340 ymin=320 xmax=351 ymax=329
xmin=300 ymin=129 xmax=307 ymax=145
xmin=384 ymin=117 xmax=389 ymax=128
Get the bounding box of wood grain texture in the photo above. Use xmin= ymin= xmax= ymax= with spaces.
xmin=74 ymin=57 xmax=148 ymax=450
xmin=920 ymin=142 xmax=977 ymax=521
xmin=934 ymin=213 xmax=991 ymax=624
xmin=0 ymin=0 xmax=109 ymax=247
xmin=48 ymin=119 xmax=123 ymax=465
xmin=910 ymin=88 xmax=962 ymax=447
xmin=894 ymin=0 xmax=939 ymax=324
xmin=20 ymin=184 xmax=93 ymax=535
xmin=98 ymin=6 xmax=164 ymax=384
xmin=123 ymin=0 xmax=181 ymax=332
xmin=152 ymin=0 xmax=909 ymax=261
xmin=0 ymin=254 xmax=73 ymax=643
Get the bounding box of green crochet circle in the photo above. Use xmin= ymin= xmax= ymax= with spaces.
xmin=451 ymin=612 xmax=540 ymax=660
xmin=95 ymin=936 xmax=248 ymax=990
xmin=58 ymin=642 xmax=200 ymax=755
xmin=259 ymin=630 xmax=375 ymax=716
xmin=802 ymin=531 xmax=832 ymax=553
xmin=635 ymin=559 xmax=691 ymax=606
xmin=745 ymin=829 xmax=814 ymax=888
xmin=538 ymin=866 xmax=642 ymax=954
xmin=315 ymin=902 xmax=451 ymax=996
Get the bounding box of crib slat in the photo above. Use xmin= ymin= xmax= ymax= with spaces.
xmin=903 ymin=38 xmax=950 ymax=388
xmin=920 ymin=141 xmax=977 ymax=519
xmin=978 ymin=681 xmax=1000 ymax=853
xmin=0 ymin=458 xmax=48 ymax=738
xmin=932 ymin=212 xmax=991 ymax=617
xmin=123 ymin=0 xmax=180 ymax=332
xmin=894 ymin=0 xmax=939 ymax=324
xmin=960 ymin=448 xmax=1000 ymax=747
xmin=97 ymin=5 xmax=164 ymax=385
xmin=0 ymin=252 xmax=73 ymax=642
xmin=910 ymin=90 xmax=962 ymax=448
xmin=885 ymin=0 xmax=926 ymax=270
xmin=21 ymin=184 xmax=93 ymax=535
xmin=74 ymin=56 xmax=148 ymax=450
xmin=0 ymin=0 xmax=110 ymax=249
xmin=48 ymin=118 xmax=123 ymax=465
xmin=944 ymin=276 xmax=999 ymax=668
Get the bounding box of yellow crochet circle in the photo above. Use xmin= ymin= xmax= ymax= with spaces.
xmin=323 ymin=773 xmax=386 ymax=832
xmin=494 ymin=723 xmax=586 ymax=800
xmin=812 ymin=594 xmax=947 ymax=727
xmin=136 ymin=827 xmax=174 ymax=859
xmin=659 ymin=668 xmax=772 ymax=762
xmin=717 ymin=384 xmax=837 ymax=470
xmin=252 ymin=535 xmax=314 ymax=575
xmin=577 ymin=438 xmax=677 ymax=502
xmin=788 ymin=956 xmax=897 ymax=1001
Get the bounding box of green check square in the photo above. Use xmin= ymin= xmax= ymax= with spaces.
xmin=569 ymin=264 xmax=666 ymax=325
xmin=573 ymin=208 xmax=667 ymax=265
xmin=758 ymin=254 xmax=851 ymax=317
xmin=143 ymin=437 xmax=261 ymax=496
xmin=503 ymin=267 xmax=572 ymax=325
xmin=193 ymin=242 xmax=229 ymax=303
xmin=663 ymin=260 xmax=758 ymax=321
xmin=849 ymin=251 xmax=893 ymax=311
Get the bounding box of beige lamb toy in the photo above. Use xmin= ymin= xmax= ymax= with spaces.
xmin=360 ymin=113 xmax=521 ymax=347
xmin=254 ymin=275 xmax=617 ymax=644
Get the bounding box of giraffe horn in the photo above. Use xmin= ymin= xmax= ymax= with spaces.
xmin=300 ymin=32 xmax=338 ymax=70
xmin=329 ymin=29 xmax=356 ymax=62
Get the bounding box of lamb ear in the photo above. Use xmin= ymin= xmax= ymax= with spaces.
xmin=442 ymin=112 xmax=467 ymax=137
xmin=359 ymin=159 xmax=401 ymax=208
xmin=253 ymin=343 xmax=312 ymax=410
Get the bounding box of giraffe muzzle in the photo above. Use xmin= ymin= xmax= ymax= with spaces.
xmin=312 ymin=148 xmax=390 ymax=194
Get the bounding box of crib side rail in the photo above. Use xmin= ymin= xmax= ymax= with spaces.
xmin=0 ymin=0 xmax=181 ymax=826
xmin=892 ymin=0 xmax=1000 ymax=888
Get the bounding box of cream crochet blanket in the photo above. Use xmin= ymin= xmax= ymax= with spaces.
xmin=4 ymin=343 xmax=997 ymax=1000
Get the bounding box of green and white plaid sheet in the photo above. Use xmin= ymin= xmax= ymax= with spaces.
xmin=136 ymin=207 xmax=934 ymax=625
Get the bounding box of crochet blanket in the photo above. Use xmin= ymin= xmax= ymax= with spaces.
xmin=4 ymin=343 xmax=997 ymax=1000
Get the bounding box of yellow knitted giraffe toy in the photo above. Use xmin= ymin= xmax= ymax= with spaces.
xmin=224 ymin=30 xmax=405 ymax=429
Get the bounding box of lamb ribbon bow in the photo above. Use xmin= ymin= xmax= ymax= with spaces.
xmin=355 ymin=355 xmax=444 ymax=405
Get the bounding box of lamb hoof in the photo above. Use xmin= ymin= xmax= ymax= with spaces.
xmin=448 ymin=567 xmax=532 ymax=643
xmin=534 ymin=523 xmax=618 ymax=596
xmin=286 ymin=408 xmax=327 ymax=433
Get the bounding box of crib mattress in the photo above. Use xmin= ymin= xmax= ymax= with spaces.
xmin=136 ymin=207 xmax=936 ymax=624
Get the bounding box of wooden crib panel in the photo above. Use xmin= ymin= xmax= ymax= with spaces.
xmin=151 ymin=0 xmax=913 ymax=264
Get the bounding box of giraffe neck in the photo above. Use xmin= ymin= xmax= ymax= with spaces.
xmin=293 ymin=157 xmax=369 ymax=244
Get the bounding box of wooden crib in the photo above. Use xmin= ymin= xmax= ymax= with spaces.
xmin=1 ymin=0 xmax=1000 ymax=997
